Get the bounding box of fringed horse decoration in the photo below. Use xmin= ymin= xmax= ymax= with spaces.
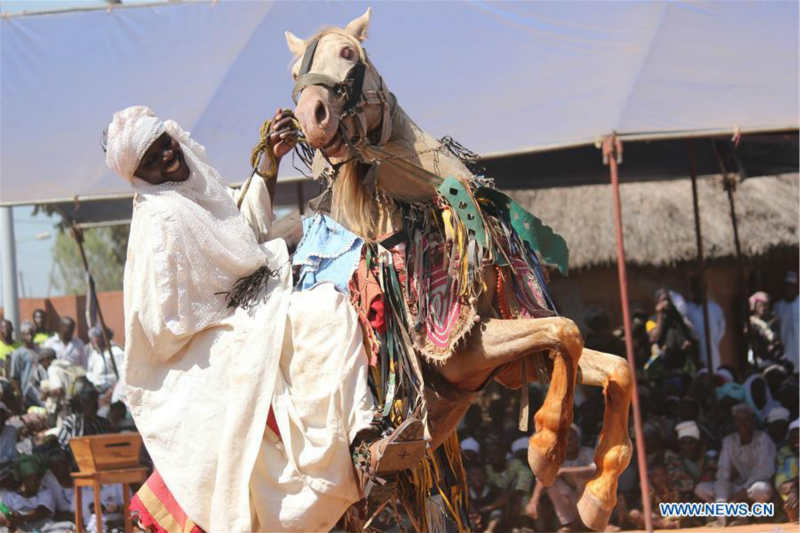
xmin=280 ymin=9 xmax=633 ymax=531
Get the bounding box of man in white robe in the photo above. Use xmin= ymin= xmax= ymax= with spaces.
xmin=105 ymin=106 xmax=422 ymax=532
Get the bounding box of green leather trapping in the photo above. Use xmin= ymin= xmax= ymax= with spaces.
xmin=438 ymin=177 xmax=489 ymax=248
xmin=476 ymin=188 xmax=569 ymax=275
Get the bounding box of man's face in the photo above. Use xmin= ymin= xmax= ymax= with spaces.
xmin=20 ymin=473 xmax=42 ymax=497
xmin=90 ymin=334 xmax=106 ymax=351
xmin=135 ymin=132 xmax=190 ymax=185
xmin=0 ymin=321 xmax=12 ymax=343
xmin=32 ymin=310 xmax=45 ymax=330
xmin=754 ymin=300 xmax=768 ymax=319
xmin=767 ymin=420 xmax=788 ymax=444
xmin=678 ymin=436 xmax=701 ymax=460
xmin=59 ymin=320 xmax=74 ymax=342
xmin=734 ymin=411 xmax=755 ymax=442
xmin=40 ymin=355 xmax=54 ymax=370
xmin=21 ymin=329 xmax=34 ymax=346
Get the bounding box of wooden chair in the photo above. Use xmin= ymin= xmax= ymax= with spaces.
xmin=69 ymin=433 xmax=149 ymax=533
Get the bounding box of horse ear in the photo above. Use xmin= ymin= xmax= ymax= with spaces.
xmin=285 ymin=31 xmax=306 ymax=57
xmin=344 ymin=7 xmax=371 ymax=42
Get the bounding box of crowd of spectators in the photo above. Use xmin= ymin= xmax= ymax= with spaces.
xmin=0 ymin=309 xmax=134 ymax=532
xmin=458 ymin=270 xmax=799 ymax=532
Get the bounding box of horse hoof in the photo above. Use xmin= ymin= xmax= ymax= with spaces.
xmin=527 ymin=446 xmax=558 ymax=487
xmin=577 ymin=488 xmax=614 ymax=532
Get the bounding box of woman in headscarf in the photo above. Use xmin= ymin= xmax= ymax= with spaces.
xmin=105 ymin=106 xmax=422 ymax=532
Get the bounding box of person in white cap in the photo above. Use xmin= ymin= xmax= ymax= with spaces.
xmin=774 ymin=271 xmax=799 ymax=370
xmin=774 ymin=418 xmax=798 ymax=522
xmin=460 ymin=436 xmax=480 ymax=465
xmin=714 ymin=403 xmax=776 ymax=506
xmin=766 ymin=405 xmax=791 ymax=445
xmin=526 ymin=424 xmax=594 ymax=531
xmin=669 ymin=420 xmax=716 ymax=502
xmin=105 ymin=106 xmax=423 ymax=532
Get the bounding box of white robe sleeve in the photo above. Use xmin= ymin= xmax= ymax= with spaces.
xmin=228 ymin=173 xmax=274 ymax=243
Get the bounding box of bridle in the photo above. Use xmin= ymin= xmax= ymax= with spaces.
xmin=291 ymin=32 xmax=394 ymax=149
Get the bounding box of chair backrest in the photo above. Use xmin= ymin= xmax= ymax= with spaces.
xmin=70 ymin=433 xmax=143 ymax=474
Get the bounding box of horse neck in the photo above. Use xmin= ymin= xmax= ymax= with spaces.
xmin=374 ymin=102 xmax=474 ymax=196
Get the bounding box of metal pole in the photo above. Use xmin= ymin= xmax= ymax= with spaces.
xmin=602 ymin=134 xmax=653 ymax=533
xmin=689 ymin=141 xmax=715 ymax=372
xmin=0 ymin=206 xmax=20 ymax=331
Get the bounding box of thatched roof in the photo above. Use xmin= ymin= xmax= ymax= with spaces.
xmin=506 ymin=174 xmax=798 ymax=270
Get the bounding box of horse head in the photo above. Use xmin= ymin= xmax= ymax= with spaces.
xmin=286 ymin=8 xmax=389 ymax=161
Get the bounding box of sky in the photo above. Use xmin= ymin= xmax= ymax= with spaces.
xmin=0 ymin=0 xmax=164 ymax=302
xmin=0 ymin=0 xmax=796 ymax=304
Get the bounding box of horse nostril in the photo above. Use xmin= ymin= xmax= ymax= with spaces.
xmin=314 ymin=101 xmax=328 ymax=125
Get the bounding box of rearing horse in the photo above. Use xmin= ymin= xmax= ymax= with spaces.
xmin=284 ymin=9 xmax=633 ymax=531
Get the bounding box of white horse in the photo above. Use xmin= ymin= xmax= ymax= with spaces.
xmin=284 ymin=9 xmax=633 ymax=531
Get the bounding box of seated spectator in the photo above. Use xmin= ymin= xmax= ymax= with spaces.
xmin=763 ymin=363 xmax=789 ymax=399
xmin=57 ymin=380 xmax=109 ymax=450
xmin=85 ymin=326 xmax=124 ymax=409
xmin=41 ymin=447 xmax=125 ymax=531
xmin=766 ymin=406 xmax=791 ymax=446
xmin=0 ymin=402 xmax=18 ymax=466
xmin=460 ymin=437 xmax=480 ymax=467
xmin=31 ymin=309 xmax=52 ymax=347
xmin=747 ymin=292 xmax=783 ymax=368
xmin=583 ymin=306 xmax=625 ymax=355
xmin=44 ymin=317 xmax=87 ymax=369
xmin=667 ymin=421 xmax=715 ymax=502
xmin=774 ymin=419 xmax=798 ymax=522
xmin=714 ymin=403 xmax=775 ymax=505
xmin=645 ymin=289 xmax=698 ymax=380
xmin=0 ymin=320 xmax=18 ymax=366
xmin=526 ymin=424 xmax=594 ymax=532
xmin=481 ymin=434 xmax=533 ymax=531
xmin=0 ymin=455 xmax=55 ymax=531
xmin=467 ymin=463 xmax=503 ymax=532
xmin=41 ymin=352 xmax=87 ymax=425
xmin=107 ymin=401 xmax=135 ymax=433
xmin=8 ymin=322 xmax=48 ymax=410
xmin=743 ymin=372 xmax=780 ymax=424
xmin=619 ymin=460 xmax=682 ymax=530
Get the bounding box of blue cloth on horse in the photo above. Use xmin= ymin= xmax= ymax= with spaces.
xmin=292 ymin=213 xmax=363 ymax=294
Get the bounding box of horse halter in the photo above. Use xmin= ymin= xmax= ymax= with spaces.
xmin=291 ymin=33 xmax=393 ymax=148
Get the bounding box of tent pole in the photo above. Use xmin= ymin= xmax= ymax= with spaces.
xmin=602 ymin=134 xmax=652 ymax=533
xmin=688 ymin=141 xmax=715 ymax=372
xmin=712 ymin=139 xmax=747 ymax=370
xmin=0 ymin=206 xmax=20 ymax=331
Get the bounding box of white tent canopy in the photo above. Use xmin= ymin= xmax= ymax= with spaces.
xmin=1 ymin=0 xmax=797 ymax=205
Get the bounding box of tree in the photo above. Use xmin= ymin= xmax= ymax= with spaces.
xmin=51 ymin=225 xmax=129 ymax=295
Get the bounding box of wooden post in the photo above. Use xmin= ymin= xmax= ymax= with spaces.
xmin=689 ymin=140 xmax=715 ymax=372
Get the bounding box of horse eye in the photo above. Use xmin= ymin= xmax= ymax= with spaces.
xmin=340 ymin=47 xmax=354 ymax=60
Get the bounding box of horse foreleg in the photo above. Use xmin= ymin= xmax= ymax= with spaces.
xmin=440 ymin=317 xmax=582 ymax=486
xmin=576 ymin=348 xmax=633 ymax=531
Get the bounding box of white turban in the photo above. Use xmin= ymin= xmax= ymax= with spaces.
xmin=789 ymin=418 xmax=800 ymax=432
xmin=105 ymin=105 xmax=166 ymax=182
xmin=675 ymin=420 xmax=700 ymax=440
xmin=766 ymin=406 xmax=791 ymax=423
xmin=460 ymin=437 xmax=480 ymax=454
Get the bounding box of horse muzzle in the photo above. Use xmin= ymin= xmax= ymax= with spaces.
xmin=294 ymin=85 xmax=342 ymax=153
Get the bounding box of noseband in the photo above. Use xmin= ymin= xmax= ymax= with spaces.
xmin=291 ymin=34 xmax=393 ymax=147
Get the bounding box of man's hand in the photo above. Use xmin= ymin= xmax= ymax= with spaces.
xmin=268 ymin=108 xmax=299 ymax=160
